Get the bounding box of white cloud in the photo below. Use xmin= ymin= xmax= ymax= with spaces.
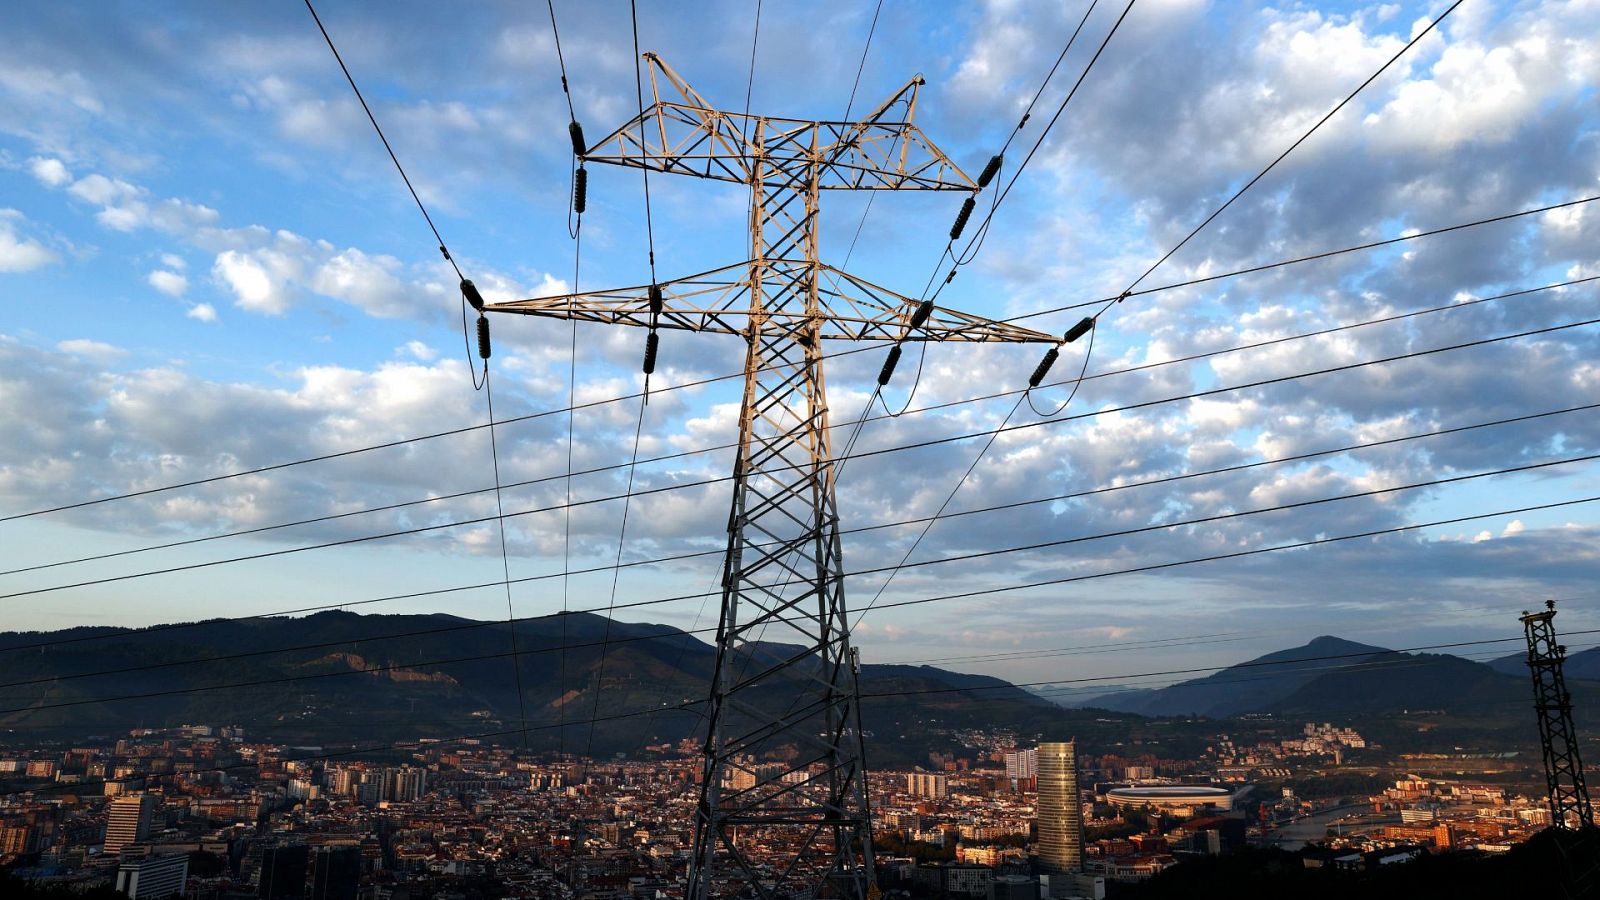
xmin=213 ymin=249 xmax=290 ymax=314
xmin=0 ymin=211 xmax=58 ymax=273
xmin=54 ymin=338 xmax=125 ymax=363
xmin=1502 ymin=519 xmax=1525 ymax=537
xmin=308 ymin=248 xmax=414 ymax=319
xmin=402 ymin=340 xmax=437 ymax=361
xmin=27 ymin=156 xmax=72 ymax=187
xmin=68 ymin=173 xmax=139 ymax=206
xmin=159 ymin=253 xmax=187 ymax=270
xmin=186 ymin=302 xmax=218 ymax=323
xmin=147 ymin=269 xmax=188 ymax=297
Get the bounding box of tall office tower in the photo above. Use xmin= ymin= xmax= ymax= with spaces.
xmin=1005 ymin=749 xmax=1038 ymax=789
xmin=104 ymin=793 xmax=157 ymax=854
xmin=115 ymin=852 xmax=189 ymax=899
xmin=310 ymin=846 xmax=361 ymax=900
xmin=1036 ymin=742 xmax=1083 ymax=895
xmin=260 ymin=844 xmax=311 ymax=899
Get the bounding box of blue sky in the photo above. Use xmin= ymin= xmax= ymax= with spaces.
xmin=1 ymin=0 xmax=1598 ymax=690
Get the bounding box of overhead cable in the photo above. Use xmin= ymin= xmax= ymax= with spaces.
xmin=6 ymin=453 xmax=1591 ymax=697
xmin=12 ymin=271 xmax=1589 ymax=579
xmin=4 ymin=312 xmax=1594 ymax=602
xmin=1118 ymin=0 xmax=1464 ymax=297
xmin=7 ymin=196 xmax=1585 ymax=527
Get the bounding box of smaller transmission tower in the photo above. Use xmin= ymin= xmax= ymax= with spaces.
xmin=1521 ymin=600 xmax=1594 ymax=830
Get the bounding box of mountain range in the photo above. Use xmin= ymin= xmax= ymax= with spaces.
xmin=1487 ymin=645 xmax=1600 ymax=681
xmin=1066 ymin=635 xmax=1598 ymax=720
xmin=0 ymin=610 xmax=1055 ymax=759
xmin=0 ymin=614 xmax=1590 ymax=754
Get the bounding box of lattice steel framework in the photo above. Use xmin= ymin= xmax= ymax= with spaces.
xmin=485 ymin=56 xmax=1056 ymax=900
xmin=1521 ymin=600 xmax=1594 ymax=830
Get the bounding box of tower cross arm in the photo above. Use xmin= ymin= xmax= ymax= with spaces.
xmin=482 ymin=261 xmax=1058 ymax=344
xmin=580 ymin=54 xmax=976 ymax=191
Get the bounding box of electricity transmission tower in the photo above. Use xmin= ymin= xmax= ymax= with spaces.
xmin=483 ymin=55 xmax=1056 ymax=900
xmin=1520 ymin=601 xmax=1598 ymax=899
xmin=1521 ymin=601 xmax=1594 ymax=830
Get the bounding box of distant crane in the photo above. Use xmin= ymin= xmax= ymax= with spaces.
xmin=479 ymin=55 xmax=1059 ymax=900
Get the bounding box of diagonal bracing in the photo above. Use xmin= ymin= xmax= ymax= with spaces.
xmin=484 ymin=54 xmax=1056 ymax=900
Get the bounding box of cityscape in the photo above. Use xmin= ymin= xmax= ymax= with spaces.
xmin=0 ymin=707 xmax=1588 ymax=898
xmin=3 ymin=0 xmax=1599 ymax=898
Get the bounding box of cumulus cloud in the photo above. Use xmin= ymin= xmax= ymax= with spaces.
xmin=2 ymin=0 xmax=1599 ymax=674
xmin=0 ymin=210 xmax=58 ymax=272
xmin=54 ymin=338 xmax=125 ymax=363
xmin=27 ymin=156 xmax=71 ymax=187
xmin=213 ymin=248 xmax=289 ymax=314
xmin=146 ymin=269 xmax=188 ymax=297
xmin=54 ymin=172 xmax=220 ymax=234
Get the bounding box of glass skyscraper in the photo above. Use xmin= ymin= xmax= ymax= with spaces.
xmin=1036 ymin=740 xmax=1082 ymax=893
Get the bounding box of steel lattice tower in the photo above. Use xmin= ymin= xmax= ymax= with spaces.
xmin=1521 ymin=600 xmax=1594 ymax=830
xmin=484 ymin=56 xmax=1056 ymax=900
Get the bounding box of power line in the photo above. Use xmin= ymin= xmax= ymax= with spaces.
xmin=12 ymin=271 xmax=1588 ymax=580
xmin=823 ymin=0 xmax=888 ymax=304
xmin=914 ymin=0 xmax=1128 ymax=312
xmin=7 ymin=451 xmax=1591 ymax=699
xmin=860 ymin=629 xmax=1600 ymax=701
xmin=6 ymin=312 xmax=1594 ymax=602
xmin=7 ymin=620 xmax=1590 ymax=801
xmin=7 ymin=194 xmax=1583 ymax=528
xmin=865 ymin=494 xmax=1600 ymax=620
xmin=629 ymin=0 xmax=659 ymax=285
xmin=483 ymin=370 xmax=532 ymax=749
xmin=848 ymin=450 xmax=1600 ymax=582
xmin=584 ymin=394 xmax=650 ymax=760
xmin=1118 ymin=0 xmax=1463 ymax=296
xmin=850 ymin=391 xmax=1027 ymax=631
xmin=998 ymin=0 xmax=1102 ymax=160
xmin=301 ymin=0 xmax=463 ymax=281
xmin=920 ymin=0 xmax=1105 ymax=288
xmin=866 ymin=0 xmax=1359 ymax=637
xmin=1013 ymin=641 xmax=1600 ymax=705
xmin=0 ymin=359 xmax=761 ymax=524
xmin=0 ymin=630 xmax=1539 ymax=800
xmin=5 ymin=401 xmax=1586 ymax=684
xmin=546 ymin=0 xmax=578 ymax=123
xmin=1008 ymin=196 xmax=1600 ymax=324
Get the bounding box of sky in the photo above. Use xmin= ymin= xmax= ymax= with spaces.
xmin=1 ymin=0 xmax=1598 ymax=697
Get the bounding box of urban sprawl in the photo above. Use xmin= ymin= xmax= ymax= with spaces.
xmin=0 ymin=721 xmax=1567 ymax=898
